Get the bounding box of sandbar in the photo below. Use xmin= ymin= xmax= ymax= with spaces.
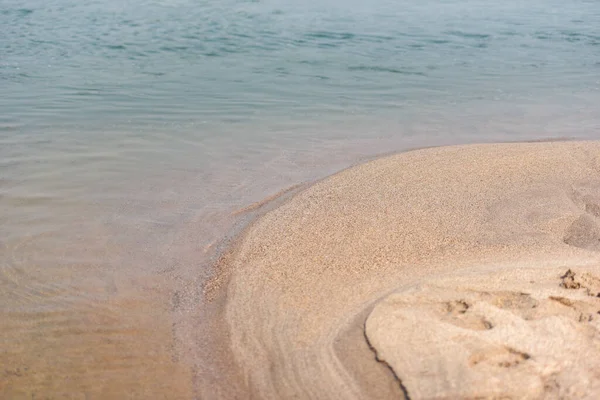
xmin=214 ymin=141 xmax=600 ymax=399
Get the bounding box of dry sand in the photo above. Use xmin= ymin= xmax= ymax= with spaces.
xmin=215 ymin=141 xmax=600 ymax=399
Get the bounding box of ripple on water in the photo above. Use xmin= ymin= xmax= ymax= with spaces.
xmin=0 ymin=230 xmax=194 ymax=398
xmin=348 ymin=65 xmax=427 ymax=76
xmin=0 ymin=8 xmax=33 ymax=17
xmin=445 ymin=30 xmax=492 ymax=40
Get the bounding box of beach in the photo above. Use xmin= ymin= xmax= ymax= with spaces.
xmin=212 ymin=141 xmax=600 ymax=399
xmin=3 ymin=0 xmax=600 ymax=397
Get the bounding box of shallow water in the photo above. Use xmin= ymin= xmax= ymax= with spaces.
xmin=1 ymin=0 xmax=599 ymax=397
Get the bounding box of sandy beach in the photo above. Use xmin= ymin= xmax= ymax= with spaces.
xmin=211 ymin=141 xmax=600 ymax=399
xmin=4 ymin=1 xmax=600 ymax=397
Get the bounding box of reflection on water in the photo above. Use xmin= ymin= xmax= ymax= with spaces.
xmin=1 ymin=0 xmax=600 ymax=397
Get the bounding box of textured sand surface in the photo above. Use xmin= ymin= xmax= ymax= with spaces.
xmin=220 ymin=141 xmax=600 ymax=399
xmin=366 ymin=267 xmax=600 ymax=399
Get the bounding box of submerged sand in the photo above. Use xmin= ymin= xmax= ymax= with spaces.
xmin=216 ymin=141 xmax=600 ymax=399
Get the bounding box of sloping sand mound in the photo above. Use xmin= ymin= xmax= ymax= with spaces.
xmin=220 ymin=141 xmax=600 ymax=399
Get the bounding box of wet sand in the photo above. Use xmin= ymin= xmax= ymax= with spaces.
xmin=214 ymin=141 xmax=600 ymax=399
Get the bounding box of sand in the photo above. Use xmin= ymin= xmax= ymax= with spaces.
xmin=215 ymin=141 xmax=600 ymax=399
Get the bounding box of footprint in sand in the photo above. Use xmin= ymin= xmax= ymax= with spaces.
xmin=563 ymin=214 xmax=600 ymax=251
xmin=572 ymin=184 xmax=600 ymax=218
xmin=365 ymin=267 xmax=600 ymax=399
xmin=565 ymin=185 xmax=600 ymax=251
xmin=468 ymin=345 xmax=530 ymax=368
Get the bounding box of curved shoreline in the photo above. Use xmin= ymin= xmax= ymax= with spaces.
xmin=207 ymin=141 xmax=600 ymax=399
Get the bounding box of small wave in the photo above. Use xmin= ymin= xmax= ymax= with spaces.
xmin=298 ymin=60 xmax=327 ymax=66
xmin=445 ymin=30 xmax=491 ymax=40
xmin=159 ymin=45 xmax=190 ymax=52
xmin=561 ymin=30 xmax=583 ymax=42
xmin=499 ymin=30 xmax=520 ymax=37
xmin=141 ymin=71 xmax=166 ymax=76
xmin=317 ymin=42 xmax=340 ymax=49
xmin=305 ymin=31 xmax=355 ymax=41
xmin=0 ymin=124 xmax=20 ymax=132
xmin=1 ymin=8 xmax=33 ymax=17
xmin=534 ymin=30 xmax=598 ymax=45
xmin=427 ymin=38 xmax=451 ymax=44
xmin=534 ymin=32 xmax=551 ymax=40
xmin=120 ymin=19 xmax=140 ymax=28
xmin=348 ymin=65 xmax=426 ymax=76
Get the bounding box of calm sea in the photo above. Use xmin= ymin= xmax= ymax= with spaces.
xmin=1 ymin=0 xmax=599 ymax=397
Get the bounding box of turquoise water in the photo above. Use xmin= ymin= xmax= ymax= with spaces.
xmin=1 ymin=0 xmax=600 ymax=397
xmin=2 ymin=0 xmax=599 ymax=130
